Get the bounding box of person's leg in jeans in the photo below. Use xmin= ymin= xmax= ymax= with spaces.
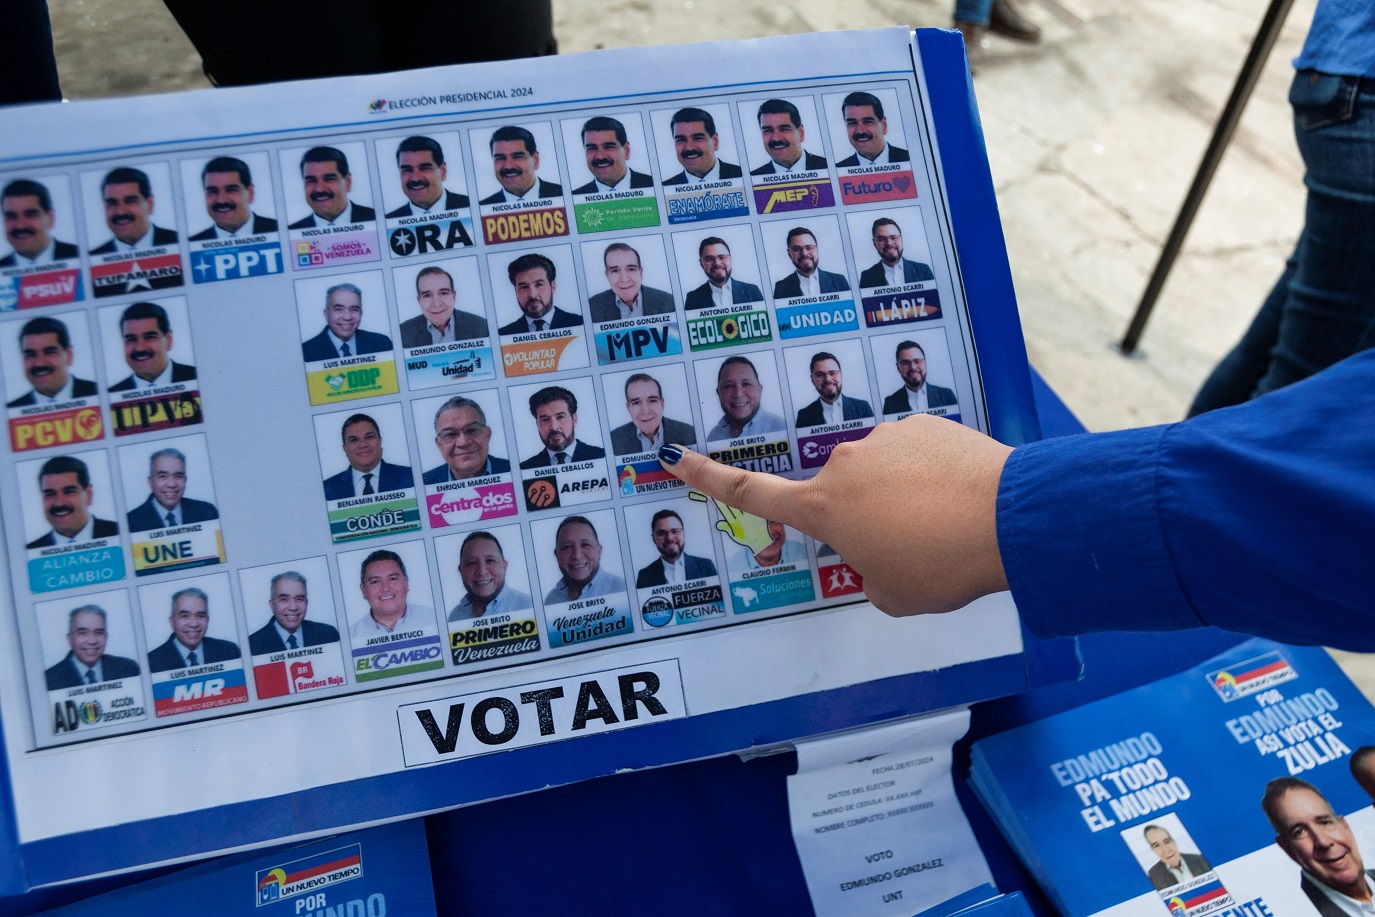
xmin=1190 ymin=75 xmax=1375 ymax=416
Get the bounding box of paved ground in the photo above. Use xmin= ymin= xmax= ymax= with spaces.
xmin=48 ymin=0 xmax=1369 ymax=693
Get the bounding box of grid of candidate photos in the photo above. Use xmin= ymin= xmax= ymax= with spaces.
xmin=1 ymin=77 xmax=982 ymax=747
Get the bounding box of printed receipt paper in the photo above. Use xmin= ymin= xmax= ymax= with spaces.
xmin=788 ymin=709 xmax=994 ymax=917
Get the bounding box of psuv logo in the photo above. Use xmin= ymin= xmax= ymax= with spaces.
xmin=191 ymin=242 xmax=283 ymax=284
xmin=388 ymin=219 xmax=473 ymax=256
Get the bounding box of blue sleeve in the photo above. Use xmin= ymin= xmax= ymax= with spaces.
xmin=997 ymin=349 xmax=1375 ymax=649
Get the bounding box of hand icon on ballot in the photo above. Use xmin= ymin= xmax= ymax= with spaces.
xmin=689 ymin=490 xmax=787 ymax=565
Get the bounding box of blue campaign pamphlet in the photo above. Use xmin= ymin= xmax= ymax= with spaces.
xmin=971 ymin=639 xmax=1375 ymax=917
xmin=36 ymin=821 xmax=434 ymax=917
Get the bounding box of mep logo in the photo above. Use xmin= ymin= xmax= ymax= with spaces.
xmin=255 ymin=844 xmax=364 ymax=905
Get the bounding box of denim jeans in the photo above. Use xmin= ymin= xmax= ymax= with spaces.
xmin=954 ymin=0 xmax=995 ymax=25
xmin=1189 ymin=71 xmax=1375 ymax=415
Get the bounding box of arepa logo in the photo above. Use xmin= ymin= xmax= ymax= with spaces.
xmin=369 ymin=99 xmax=387 ymax=113
xmin=255 ymin=844 xmax=363 ymax=905
xmin=1207 ymin=652 xmax=1296 ymax=702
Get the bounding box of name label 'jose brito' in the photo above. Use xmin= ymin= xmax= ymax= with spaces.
xmin=396 ymin=660 xmax=686 ymax=766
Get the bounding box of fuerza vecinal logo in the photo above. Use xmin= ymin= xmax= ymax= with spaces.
xmin=255 ymin=844 xmax=363 ymax=905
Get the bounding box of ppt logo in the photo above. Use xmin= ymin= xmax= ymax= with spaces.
xmin=368 ymin=99 xmax=388 ymax=113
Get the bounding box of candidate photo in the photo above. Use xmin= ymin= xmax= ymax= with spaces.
xmin=882 ymin=339 xmax=958 ymax=415
xmin=247 ymin=570 xmax=340 ymax=655
xmin=571 ymin=115 xmax=654 ymax=195
xmin=705 ymin=355 xmax=786 ymax=441
xmin=187 ymin=155 xmax=278 ymax=241
xmin=609 ymin=372 xmax=697 ymax=455
xmin=587 ymin=241 xmax=674 ymax=323
xmin=544 ymin=514 xmax=626 ymax=604
xmin=45 ymin=603 xmax=141 ymax=690
xmin=479 ymin=125 xmax=563 ymax=205
xmin=660 ymin=106 xmax=742 ymax=185
xmin=683 ymin=235 xmax=764 ymax=311
xmin=834 ymin=90 xmax=910 ymax=167
xmin=351 ymin=548 xmax=434 ymax=639
xmin=88 ymin=166 xmax=178 ymax=254
xmin=636 ymin=508 xmax=718 ymax=588
xmin=286 ymin=146 xmax=375 ymax=229
xmin=748 ymin=98 xmax=827 ymax=176
xmin=794 ymin=351 xmax=874 ymax=428
xmin=6 ymin=316 xmax=96 ymax=407
xmin=107 ymin=300 xmax=197 ymax=392
xmin=385 ymin=135 xmax=470 ymax=218
xmin=772 ymin=226 xmax=850 ymax=299
xmin=399 ymin=264 xmax=488 ymax=347
xmin=497 ymin=251 xmax=582 ymax=336
xmin=519 ymin=385 xmax=605 ymax=468
xmin=147 ymin=586 xmax=241 ymax=673
xmin=126 ymin=446 xmax=219 ymax=533
xmin=301 ymin=281 xmax=393 ymax=362
xmin=1262 ymin=778 xmax=1372 ymax=915
xmin=1 ymin=178 xmax=79 ymax=267
xmin=26 ymin=454 xmax=119 ymax=548
xmin=858 ymin=217 xmax=935 ymax=288
xmin=448 ymin=530 xmax=533 ymax=622
xmin=1140 ymin=823 xmax=1211 ymax=891
xmin=321 ymin=412 xmax=415 ymax=500
xmin=422 ymin=395 xmax=511 ymax=484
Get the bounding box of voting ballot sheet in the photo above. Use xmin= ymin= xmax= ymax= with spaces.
xmin=0 ymin=27 xmax=1042 ymax=887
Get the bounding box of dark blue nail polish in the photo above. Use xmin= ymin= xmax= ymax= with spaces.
xmin=658 ymin=444 xmax=684 ymax=465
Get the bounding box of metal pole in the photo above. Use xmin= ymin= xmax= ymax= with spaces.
xmin=1119 ymin=0 xmax=1297 ymax=355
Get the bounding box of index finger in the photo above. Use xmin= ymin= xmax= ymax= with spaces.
xmin=658 ymin=444 xmax=811 ymax=533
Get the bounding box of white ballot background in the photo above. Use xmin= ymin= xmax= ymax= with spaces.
xmin=0 ymin=27 xmax=1026 ymax=870
xmin=789 ymin=710 xmax=995 ymax=917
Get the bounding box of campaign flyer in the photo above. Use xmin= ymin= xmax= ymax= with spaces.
xmin=36 ymin=589 xmax=148 ymax=737
xmin=970 ymin=639 xmax=1375 ymax=917
xmin=36 ymin=821 xmax=436 ymax=917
